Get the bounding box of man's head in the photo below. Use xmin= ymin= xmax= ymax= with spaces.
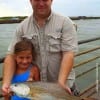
xmin=30 ymin=0 xmax=53 ymax=18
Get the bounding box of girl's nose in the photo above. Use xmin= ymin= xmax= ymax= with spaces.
xmin=23 ymin=58 xmax=27 ymax=63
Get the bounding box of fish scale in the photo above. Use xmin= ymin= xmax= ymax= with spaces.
xmin=28 ymin=82 xmax=81 ymax=100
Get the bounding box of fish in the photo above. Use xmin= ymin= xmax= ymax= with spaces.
xmin=10 ymin=82 xmax=97 ymax=100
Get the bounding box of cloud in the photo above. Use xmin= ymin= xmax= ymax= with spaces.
xmin=0 ymin=0 xmax=32 ymax=17
xmin=0 ymin=0 xmax=100 ymax=17
xmin=0 ymin=3 xmax=20 ymax=17
xmin=52 ymin=0 xmax=100 ymax=16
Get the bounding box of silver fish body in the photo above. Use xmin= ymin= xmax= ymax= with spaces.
xmin=10 ymin=82 xmax=95 ymax=100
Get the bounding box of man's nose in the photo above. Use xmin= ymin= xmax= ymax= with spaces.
xmin=39 ymin=0 xmax=45 ymax=6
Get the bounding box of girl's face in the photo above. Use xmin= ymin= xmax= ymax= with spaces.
xmin=15 ymin=50 xmax=33 ymax=69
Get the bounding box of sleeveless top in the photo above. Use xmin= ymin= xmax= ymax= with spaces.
xmin=11 ymin=64 xmax=33 ymax=100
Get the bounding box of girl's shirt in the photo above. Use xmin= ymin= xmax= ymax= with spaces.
xmin=11 ymin=64 xmax=39 ymax=100
xmin=11 ymin=64 xmax=32 ymax=84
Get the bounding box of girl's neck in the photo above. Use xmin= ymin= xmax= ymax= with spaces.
xmin=15 ymin=67 xmax=29 ymax=75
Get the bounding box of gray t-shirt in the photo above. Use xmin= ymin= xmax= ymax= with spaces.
xmin=8 ymin=12 xmax=78 ymax=86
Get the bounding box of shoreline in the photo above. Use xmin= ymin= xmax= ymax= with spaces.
xmin=0 ymin=16 xmax=100 ymax=24
xmin=0 ymin=19 xmax=22 ymax=24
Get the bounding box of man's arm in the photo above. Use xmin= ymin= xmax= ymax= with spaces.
xmin=2 ymin=54 xmax=16 ymax=94
xmin=58 ymin=51 xmax=74 ymax=93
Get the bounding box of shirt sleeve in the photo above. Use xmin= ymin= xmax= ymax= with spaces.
xmin=7 ymin=25 xmax=23 ymax=54
xmin=61 ymin=17 xmax=78 ymax=53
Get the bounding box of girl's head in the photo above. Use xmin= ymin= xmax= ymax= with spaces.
xmin=14 ymin=39 xmax=36 ymax=68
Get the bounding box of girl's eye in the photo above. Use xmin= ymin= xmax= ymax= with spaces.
xmin=26 ymin=57 xmax=30 ymax=59
xmin=27 ymin=56 xmax=32 ymax=59
xmin=19 ymin=57 xmax=23 ymax=59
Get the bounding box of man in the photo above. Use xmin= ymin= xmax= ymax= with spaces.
xmin=2 ymin=0 xmax=78 ymax=95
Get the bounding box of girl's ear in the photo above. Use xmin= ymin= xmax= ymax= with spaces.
xmin=14 ymin=54 xmax=17 ymax=60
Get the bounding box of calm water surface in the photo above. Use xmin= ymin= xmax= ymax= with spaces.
xmin=0 ymin=19 xmax=100 ymax=91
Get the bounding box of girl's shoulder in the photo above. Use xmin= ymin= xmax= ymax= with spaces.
xmin=31 ymin=64 xmax=39 ymax=72
xmin=28 ymin=64 xmax=40 ymax=81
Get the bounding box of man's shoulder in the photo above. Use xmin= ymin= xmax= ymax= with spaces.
xmin=16 ymin=15 xmax=33 ymax=31
xmin=52 ymin=12 xmax=72 ymax=22
xmin=19 ymin=15 xmax=33 ymax=26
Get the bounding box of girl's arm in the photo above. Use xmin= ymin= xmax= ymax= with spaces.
xmin=30 ymin=66 xmax=40 ymax=81
xmin=4 ymin=95 xmax=10 ymax=100
xmin=33 ymin=66 xmax=40 ymax=81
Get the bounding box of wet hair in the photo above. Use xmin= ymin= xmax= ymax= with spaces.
xmin=14 ymin=39 xmax=36 ymax=61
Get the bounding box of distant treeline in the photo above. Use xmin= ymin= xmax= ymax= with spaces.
xmin=0 ymin=16 xmax=100 ymax=24
xmin=0 ymin=16 xmax=27 ymax=24
xmin=0 ymin=16 xmax=27 ymax=20
xmin=70 ymin=16 xmax=100 ymax=20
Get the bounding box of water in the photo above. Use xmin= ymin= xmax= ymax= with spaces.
xmin=74 ymin=19 xmax=100 ymax=91
xmin=0 ymin=19 xmax=100 ymax=91
xmin=0 ymin=19 xmax=100 ymax=56
xmin=0 ymin=23 xmax=17 ymax=57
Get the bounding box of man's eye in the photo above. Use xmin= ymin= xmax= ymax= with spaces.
xmin=34 ymin=0 xmax=48 ymax=2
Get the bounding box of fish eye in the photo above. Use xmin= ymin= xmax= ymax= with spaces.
xmin=14 ymin=84 xmax=17 ymax=87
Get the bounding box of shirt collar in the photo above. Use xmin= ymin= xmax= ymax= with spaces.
xmin=32 ymin=11 xmax=53 ymax=23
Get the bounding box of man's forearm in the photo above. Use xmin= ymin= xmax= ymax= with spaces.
xmin=58 ymin=51 xmax=74 ymax=85
xmin=3 ymin=55 xmax=15 ymax=85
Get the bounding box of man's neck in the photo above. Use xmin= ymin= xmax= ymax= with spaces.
xmin=36 ymin=17 xmax=46 ymax=27
xmin=34 ymin=11 xmax=51 ymax=27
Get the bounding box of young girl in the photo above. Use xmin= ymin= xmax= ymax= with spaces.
xmin=6 ymin=39 xmax=40 ymax=100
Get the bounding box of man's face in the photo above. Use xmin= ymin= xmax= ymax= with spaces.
xmin=30 ymin=0 xmax=52 ymax=17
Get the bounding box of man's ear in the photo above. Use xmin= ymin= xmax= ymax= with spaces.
xmin=30 ymin=0 xmax=32 ymax=4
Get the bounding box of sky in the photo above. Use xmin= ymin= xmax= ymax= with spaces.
xmin=0 ymin=0 xmax=100 ymax=17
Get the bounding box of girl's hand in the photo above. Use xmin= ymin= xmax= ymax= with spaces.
xmin=2 ymin=83 xmax=10 ymax=96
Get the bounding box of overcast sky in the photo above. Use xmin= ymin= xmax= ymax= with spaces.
xmin=0 ymin=0 xmax=100 ymax=17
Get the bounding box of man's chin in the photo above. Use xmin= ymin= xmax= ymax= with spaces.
xmin=36 ymin=11 xmax=47 ymax=17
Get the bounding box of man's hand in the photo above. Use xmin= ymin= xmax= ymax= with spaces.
xmin=58 ymin=51 xmax=74 ymax=95
xmin=58 ymin=82 xmax=72 ymax=95
xmin=64 ymin=85 xmax=72 ymax=95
